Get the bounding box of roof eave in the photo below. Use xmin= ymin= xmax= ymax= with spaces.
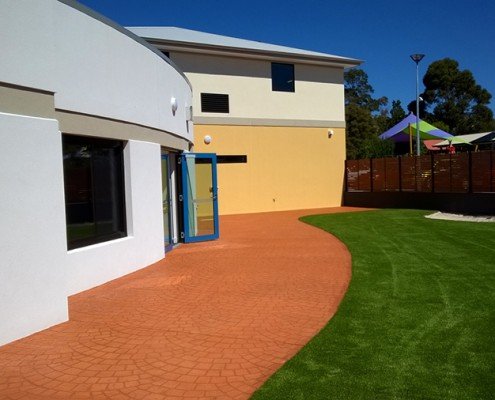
xmin=144 ymin=38 xmax=363 ymax=69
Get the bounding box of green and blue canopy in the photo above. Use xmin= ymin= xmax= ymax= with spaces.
xmin=379 ymin=113 xmax=452 ymax=143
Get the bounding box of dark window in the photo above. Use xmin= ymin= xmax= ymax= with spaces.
xmin=271 ymin=63 xmax=295 ymax=92
xmin=161 ymin=50 xmax=170 ymax=58
xmin=201 ymin=93 xmax=229 ymax=113
xmin=217 ymin=155 xmax=247 ymax=164
xmin=62 ymin=135 xmax=126 ymax=250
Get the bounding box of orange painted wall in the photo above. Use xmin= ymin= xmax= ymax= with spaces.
xmin=193 ymin=125 xmax=346 ymax=215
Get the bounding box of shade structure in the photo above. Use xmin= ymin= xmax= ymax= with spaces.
xmin=471 ymin=131 xmax=495 ymax=144
xmin=423 ymin=139 xmax=442 ymax=151
xmin=379 ymin=113 xmax=452 ymax=143
xmin=445 ymin=136 xmax=472 ymax=146
xmin=436 ymin=132 xmax=494 ymax=147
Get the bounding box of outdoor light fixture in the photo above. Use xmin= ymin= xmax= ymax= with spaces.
xmin=185 ymin=105 xmax=193 ymax=121
xmin=170 ymin=97 xmax=178 ymax=115
xmin=410 ymin=53 xmax=425 ymax=156
xmin=328 ymin=129 xmax=334 ymax=139
xmin=204 ymin=135 xmax=212 ymax=145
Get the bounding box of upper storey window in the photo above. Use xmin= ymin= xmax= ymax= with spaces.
xmin=271 ymin=63 xmax=295 ymax=92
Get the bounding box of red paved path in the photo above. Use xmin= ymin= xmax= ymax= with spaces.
xmin=0 ymin=208 xmax=363 ymax=399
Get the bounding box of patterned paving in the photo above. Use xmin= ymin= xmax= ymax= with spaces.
xmin=0 ymin=207 xmax=361 ymax=399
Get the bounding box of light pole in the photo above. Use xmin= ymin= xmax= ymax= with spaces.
xmin=410 ymin=53 xmax=425 ymax=156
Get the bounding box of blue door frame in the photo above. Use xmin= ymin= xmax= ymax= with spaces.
xmin=180 ymin=153 xmax=219 ymax=243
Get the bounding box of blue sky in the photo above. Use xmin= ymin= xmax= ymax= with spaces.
xmin=79 ymin=0 xmax=495 ymax=113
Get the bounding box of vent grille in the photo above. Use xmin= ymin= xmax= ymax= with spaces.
xmin=201 ymin=93 xmax=229 ymax=113
xmin=217 ymin=155 xmax=247 ymax=164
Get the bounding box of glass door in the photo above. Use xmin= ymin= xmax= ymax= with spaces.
xmin=161 ymin=154 xmax=173 ymax=250
xmin=180 ymin=153 xmax=219 ymax=242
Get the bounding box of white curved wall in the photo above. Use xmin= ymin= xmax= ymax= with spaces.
xmin=0 ymin=1 xmax=191 ymax=346
xmin=0 ymin=0 xmax=192 ymax=141
xmin=0 ymin=112 xmax=166 ymax=347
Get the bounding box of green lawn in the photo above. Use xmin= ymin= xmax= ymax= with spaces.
xmin=252 ymin=209 xmax=495 ymax=400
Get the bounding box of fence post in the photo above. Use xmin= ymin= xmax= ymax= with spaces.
xmin=491 ymin=151 xmax=494 ymax=192
xmin=384 ymin=158 xmax=387 ymax=191
xmin=370 ymin=158 xmax=373 ymax=192
xmin=397 ymin=156 xmax=401 ymax=192
xmin=431 ymin=153 xmax=435 ymax=193
xmin=449 ymin=153 xmax=453 ymax=193
xmin=415 ymin=154 xmax=418 ymax=192
xmin=357 ymin=160 xmax=361 ymax=191
xmin=468 ymin=151 xmax=472 ymax=193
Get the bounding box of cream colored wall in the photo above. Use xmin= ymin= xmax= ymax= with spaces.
xmin=171 ymin=52 xmax=345 ymax=123
xmin=193 ymin=125 xmax=346 ymax=215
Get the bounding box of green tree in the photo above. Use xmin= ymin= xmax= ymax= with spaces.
xmin=346 ymin=104 xmax=394 ymax=159
xmin=344 ymin=68 xmax=387 ymax=112
xmin=406 ymin=99 xmax=427 ymax=119
xmin=345 ymin=68 xmax=392 ymax=159
xmin=422 ymin=58 xmax=493 ymax=134
xmin=388 ymin=100 xmax=406 ymax=128
xmin=374 ymin=111 xmax=389 ymax=136
xmin=346 ymin=104 xmax=377 ymax=159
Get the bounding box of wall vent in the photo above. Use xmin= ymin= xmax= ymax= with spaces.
xmin=201 ymin=93 xmax=229 ymax=113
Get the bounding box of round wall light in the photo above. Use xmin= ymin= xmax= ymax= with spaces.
xmin=171 ymin=97 xmax=178 ymax=115
xmin=204 ymin=135 xmax=212 ymax=145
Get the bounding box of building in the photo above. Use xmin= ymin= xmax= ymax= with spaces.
xmin=0 ymin=0 xmax=200 ymax=346
xmin=129 ymin=27 xmax=361 ymax=215
xmin=0 ymin=2 xmax=360 ymax=346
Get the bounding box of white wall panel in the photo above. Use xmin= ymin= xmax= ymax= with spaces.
xmin=0 ymin=113 xmax=68 ymax=346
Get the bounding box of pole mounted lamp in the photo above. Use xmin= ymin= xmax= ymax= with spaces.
xmin=410 ymin=53 xmax=425 ymax=156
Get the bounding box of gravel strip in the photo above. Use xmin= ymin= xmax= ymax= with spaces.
xmin=425 ymin=211 xmax=495 ymax=223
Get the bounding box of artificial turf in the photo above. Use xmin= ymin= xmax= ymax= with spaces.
xmin=251 ymin=209 xmax=495 ymax=400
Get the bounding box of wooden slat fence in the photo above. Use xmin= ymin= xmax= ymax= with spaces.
xmin=346 ymin=150 xmax=495 ymax=193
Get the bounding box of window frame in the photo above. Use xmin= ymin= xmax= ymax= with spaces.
xmin=271 ymin=62 xmax=295 ymax=92
xmin=62 ymin=134 xmax=127 ymax=250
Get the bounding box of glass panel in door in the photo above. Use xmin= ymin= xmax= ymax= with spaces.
xmin=181 ymin=153 xmax=219 ymax=242
xmin=161 ymin=154 xmax=172 ymax=249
